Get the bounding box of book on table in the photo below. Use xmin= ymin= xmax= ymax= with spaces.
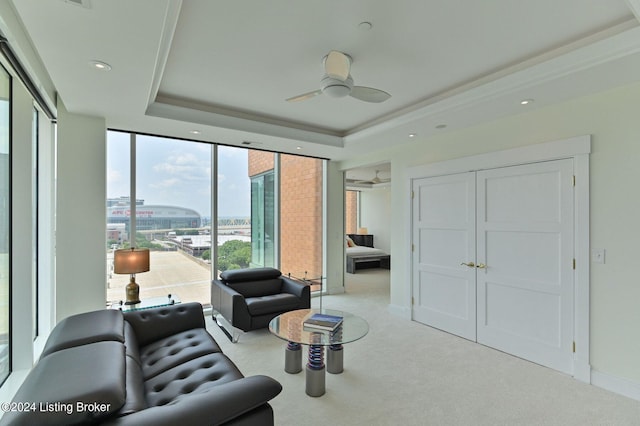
xmin=303 ymin=313 xmax=343 ymax=331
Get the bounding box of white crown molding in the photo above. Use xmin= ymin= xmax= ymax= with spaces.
xmin=344 ymin=20 xmax=640 ymax=144
xmin=146 ymin=0 xmax=182 ymax=109
xmin=147 ymin=96 xmax=344 ymax=147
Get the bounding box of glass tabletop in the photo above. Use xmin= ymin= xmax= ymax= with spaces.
xmin=269 ymin=308 xmax=369 ymax=346
xmin=107 ymin=295 xmax=180 ymax=311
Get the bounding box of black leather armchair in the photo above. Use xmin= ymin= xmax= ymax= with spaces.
xmin=211 ymin=267 xmax=310 ymax=342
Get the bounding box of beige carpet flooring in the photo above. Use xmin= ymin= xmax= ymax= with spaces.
xmin=205 ymin=269 xmax=640 ymax=426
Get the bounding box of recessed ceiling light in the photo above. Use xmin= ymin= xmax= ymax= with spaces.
xmin=89 ymin=60 xmax=111 ymax=71
xmin=296 ymin=146 xmax=302 ymax=150
xmin=435 ymin=124 xmax=447 ymax=129
xmin=358 ymin=21 xmax=373 ymax=31
xmin=408 ymin=133 xmax=417 ymax=138
xmin=189 ymin=130 xmax=201 ymax=135
xmin=520 ymin=99 xmax=534 ymax=105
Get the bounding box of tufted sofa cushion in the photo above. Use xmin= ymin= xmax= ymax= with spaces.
xmin=144 ymin=353 xmax=244 ymax=407
xmin=138 ymin=328 xmax=222 ymax=380
xmin=124 ymin=302 xmax=205 ymax=347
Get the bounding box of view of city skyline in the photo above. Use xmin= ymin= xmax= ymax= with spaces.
xmin=107 ymin=131 xmax=251 ymax=219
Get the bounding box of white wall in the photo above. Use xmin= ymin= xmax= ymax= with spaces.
xmin=324 ymin=161 xmax=346 ymax=294
xmin=338 ymin=80 xmax=640 ymax=392
xmin=360 ymin=187 xmax=391 ymax=253
xmin=55 ymin=100 xmax=106 ymax=321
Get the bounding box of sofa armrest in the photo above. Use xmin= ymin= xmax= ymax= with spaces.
xmin=102 ymin=375 xmax=282 ymax=426
xmin=281 ymin=277 xmax=311 ymax=306
xmin=123 ymin=302 xmax=205 ymax=347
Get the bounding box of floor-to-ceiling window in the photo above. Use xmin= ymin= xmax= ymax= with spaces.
xmin=0 ymin=63 xmax=10 ymax=384
xmin=216 ymin=146 xmax=252 ymax=275
xmin=31 ymin=107 xmax=38 ymax=340
xmin=106 ymin=132 xmax=213 ymax=306
xmin=107 ymin=133 xmax=326 ymax=304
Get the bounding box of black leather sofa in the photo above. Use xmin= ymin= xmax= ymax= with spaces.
xmin=0 ymin=302 xmax=282 ymax=426
xmin=211 ymin=267 xmax=310 ymax=341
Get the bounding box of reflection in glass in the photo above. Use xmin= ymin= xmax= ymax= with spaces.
xmin=0 ymin=64 xmax=10 ymax=384
xmin=251 ymin=171 xmax=274 ymax=268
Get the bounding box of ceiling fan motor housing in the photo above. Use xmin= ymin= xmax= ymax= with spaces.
xmin=321 ymin=74 xmax=353 ymax=98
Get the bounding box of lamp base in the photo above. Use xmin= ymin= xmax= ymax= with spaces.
xmin=125 ymin=278 xmax=140 ymax=305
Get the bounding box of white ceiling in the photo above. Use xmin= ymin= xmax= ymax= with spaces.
xmin=8 ymin=0 xmax=640 ymax=160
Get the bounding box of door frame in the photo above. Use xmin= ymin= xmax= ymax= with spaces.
xmin=406 ymin=135 xmax=591 ymax=383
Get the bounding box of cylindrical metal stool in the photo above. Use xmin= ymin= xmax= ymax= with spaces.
xmin=285 ymin=341 xmax=302 ymax=374
xmin=327 ymin=345 xmax=343 ymax=374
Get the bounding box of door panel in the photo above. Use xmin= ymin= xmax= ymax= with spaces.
xmin=412 ymin=173 xmax=476 ymax=340
xmin=485 ymin=231 xmax=560 ymax=284
xmin=476 ymin=160 xmax=574 ymax=374
xmin=483 ymin=280 xmax=561 ymax=346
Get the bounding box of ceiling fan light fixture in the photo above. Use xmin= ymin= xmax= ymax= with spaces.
xmin=287 ymin=51 xmax=390 ymax=103
xmin=323 ymin=84 xmax=350 ymax=98
xmin=321 ymin=75 xmax=353 ymax=98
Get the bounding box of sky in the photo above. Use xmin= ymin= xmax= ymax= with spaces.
xmin=107 ymin=131 xmax=251 ymax=217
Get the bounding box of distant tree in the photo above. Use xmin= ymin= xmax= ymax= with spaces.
xmin=202 ymin=249 xmax=211 ymax=261
xmin=217 ymin=240 xmax=251 ymax=271
xmin=123 ymin=233 xmax=163 ymax=250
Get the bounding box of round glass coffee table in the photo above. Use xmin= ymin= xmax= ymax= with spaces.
xmin=268 ymin=308 xmax=369 ymax=397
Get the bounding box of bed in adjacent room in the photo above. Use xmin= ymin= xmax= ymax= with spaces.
xmin=346 ymin=234 xmax=390 ymax=273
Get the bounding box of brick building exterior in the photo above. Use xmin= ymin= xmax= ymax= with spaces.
xmin=345 ymin=190 xmax=358 ymax=235
xmin=247 ymin=151 xmax=323 ymax=280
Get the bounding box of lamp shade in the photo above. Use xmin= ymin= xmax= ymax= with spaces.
xmin=357 ymin=227 xmax=368 ymax=235
xmin=113 ymin=248 xmax=150 ymax=274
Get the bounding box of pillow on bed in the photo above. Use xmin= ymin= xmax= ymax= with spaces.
xmin=346 ymin=236 xmax=356 ymax=247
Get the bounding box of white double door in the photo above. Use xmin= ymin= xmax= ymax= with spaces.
xmin=412 ymin=159 xmax=574 ymax=374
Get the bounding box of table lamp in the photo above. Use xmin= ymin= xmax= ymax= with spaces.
xmin=357 ymin=227 xmax=368 ymax=235
xmin=113 ymin=248 xmax=150 ymax=305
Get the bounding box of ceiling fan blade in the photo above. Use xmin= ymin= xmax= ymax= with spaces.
xmin=350 ymin=86 xmax=391 ymax=103
xmin=286 ymin=89 xmax=322 ymax=102
xmin=324 ymin=51 xmax=350 ymax=81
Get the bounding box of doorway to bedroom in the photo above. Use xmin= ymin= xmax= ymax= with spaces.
xmin=344 ymin=164 xmax=392 ymax=289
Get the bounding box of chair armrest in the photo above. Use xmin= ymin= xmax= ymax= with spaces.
xmin=281 ymin=277 xmax=311 ymax=306
xmin=212 ymin=280 xmax=251 ymax=331
xmin=102 ymin=375 xmax=282 ymax=426
xmin=123 ymin=302 xmax=205 ymax=347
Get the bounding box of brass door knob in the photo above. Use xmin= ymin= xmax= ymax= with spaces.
xmin=476 ymin=263 xmax=486 ymax=269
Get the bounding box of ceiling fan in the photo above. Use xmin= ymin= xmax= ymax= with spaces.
xmin=286 ymin=50 xmax=391 ymax=103
xmin=354 ymin=170 xmax=391 ymax=184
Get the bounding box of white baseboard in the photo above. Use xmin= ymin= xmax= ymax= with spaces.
xmin=591 ymin=369 xmax=640 ymax=401
xmin=387 ymin=303 xmax=411 ymax=320
xmin=572 ymin=359 xmax=591 ymax=383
